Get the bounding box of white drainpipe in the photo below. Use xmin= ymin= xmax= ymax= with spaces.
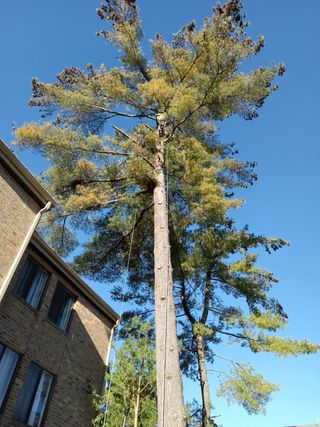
xmin=101 ymin=318 xmax=119 ymax=395
xmin=0 ymin=201 xmax=52 ymax=303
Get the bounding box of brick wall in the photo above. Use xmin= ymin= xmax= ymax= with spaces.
xmin=0 ymin=247 xmax=113 ymax=427
xmin=0 ymin=164 xmax=40 ymax=288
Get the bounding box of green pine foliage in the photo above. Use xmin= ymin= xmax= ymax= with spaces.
xmin=93 ymin=319 xmax=156 ymax=427
xmin=217 ymin=364 xmax=280 ymax=415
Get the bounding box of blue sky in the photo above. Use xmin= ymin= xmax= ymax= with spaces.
xmin=1 ymin=1 xmax=319 ymax=426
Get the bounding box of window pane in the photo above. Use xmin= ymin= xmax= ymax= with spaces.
xmin=14 ymin=258 xmax=35 ymax=296
xmin=14 ymin=364 xmax=41 ymax=422
xmin=27 ymin=371 xmax=53 ymax=427
xmin=25 ymin=268 xmax=48 ymax=308
xmin=14 ymin=257 xmax=49 ymax=309
xmin=0 ymin=347 xmax=19 ymax=409
xmin=48 ymin=283 xmax=74 ymax=331
xmin=14 ymin=363 xmax=54 ymax=426
xmin=47 ymin=283 xmax=65 ymax=324
xmin=58 ymin=295 xmax=74 ymax=331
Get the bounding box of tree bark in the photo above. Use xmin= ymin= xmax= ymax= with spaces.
xmin=195 ymin=333 xmax=212 ymax=427
xmin=153 ymin=128 xmax=185 ymax=427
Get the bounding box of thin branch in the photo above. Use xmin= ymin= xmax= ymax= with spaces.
xmin=58 ymin=176 xmax=133 ymax=195
xmin=172 ymin=65 xmax=229 ymax=134
xmin=82 ymin=103 xmax=154 ymax=120
xmin=189 ymin=408 xmax=202 ymax=419
xmin=38 ymin=141 xmax=131 ymax=157
xmin=208 ymin=307 xmax=227 ymax=316
xmin=213 ymin=327 xmax=259 ymax=342
xmin=207 ymin=368 xmax=227 ymax=375
xmin=142 ymin=123 xmax=155 ymax=132
xmin=176 ymin=313 xmax=187 ymax=318
xmin=179 ymin=48 xmax=203 ymax=84
xmin=88 ymin=201 xmax=154 ymax=272
xmin=59 ymin=192 xmax=150 ymax=224
xmin=112 ymin=126 xmax=155 ymax=168
xmin=126 ymin=201 xmax=154 ymax=241
xmin=40 ymin=136 xmax=156 ymax=169
xmin=112 ymin=125 xmax=133 ymax=139
xmin=91 ymin=116 xmax=109 ymax=134
xmin=205 ymin=349 xmax=242 ymax=368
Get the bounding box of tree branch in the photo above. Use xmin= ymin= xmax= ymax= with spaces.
xmin=112 ymin=125 xmax=156 ymax=168
xmin=205 ymin=349 xmax=242 ymax=368
xmin=213 ymin=327 xmax=259 ymax=342
xmin=37 ymin=140 xmax=131 ymax=157
xmin=88 ymin=201 xmax=154 ymax=272
xmin=82 ymin=103 xmax=154 ymax=120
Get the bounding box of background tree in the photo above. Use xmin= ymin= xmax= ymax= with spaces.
xmin=15 ymin=0 xmax=287 ymax=425
xmin=93 ymin=319 xmax=157 ymax=427
xmin=174 ymin=220 xmax=319 ymax=426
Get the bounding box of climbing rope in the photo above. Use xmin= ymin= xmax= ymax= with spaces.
xmin=102 ymin=212 xmax=137 ymax=427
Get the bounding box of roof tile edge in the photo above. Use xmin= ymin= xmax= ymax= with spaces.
xmin=0 ymin=139 xmax=56 ymax=207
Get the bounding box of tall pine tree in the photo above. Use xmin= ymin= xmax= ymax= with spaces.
xmin=15 ymin=1 xmax=286 ymax=425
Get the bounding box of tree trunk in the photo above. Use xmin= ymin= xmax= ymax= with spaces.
xmin=153 ymin=130 xmax=185 ymax=427
xmin=195 ymin=333 xmax=212 ymax=427
xmin=133 ymin=376 xmax=141 ymax=427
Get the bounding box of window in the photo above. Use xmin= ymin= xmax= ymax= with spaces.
xmin=47 ymin=282 xmax=75 ymax=331
xmin=0 ymin=344 xmax=19 ymax=411
xmin=13 ymin=257 xmax=49 ymax=309
xmin=14 ymin=363 xmax=54 ymax=427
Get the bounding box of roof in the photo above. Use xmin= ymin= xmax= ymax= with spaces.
xmin=30 ymin=233 xmax=119 ymax=325
xmin=0 ymin=139 xmax=56 ymax=207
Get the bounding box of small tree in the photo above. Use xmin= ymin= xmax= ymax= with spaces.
xmin=93 ymin=319 xmax=157 ymax=427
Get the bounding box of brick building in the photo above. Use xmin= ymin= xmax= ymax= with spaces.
xmin=0 ymin=140 xmax=55 ymax=295
xmin=0 ymin=140 xmax=119 ymax=426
